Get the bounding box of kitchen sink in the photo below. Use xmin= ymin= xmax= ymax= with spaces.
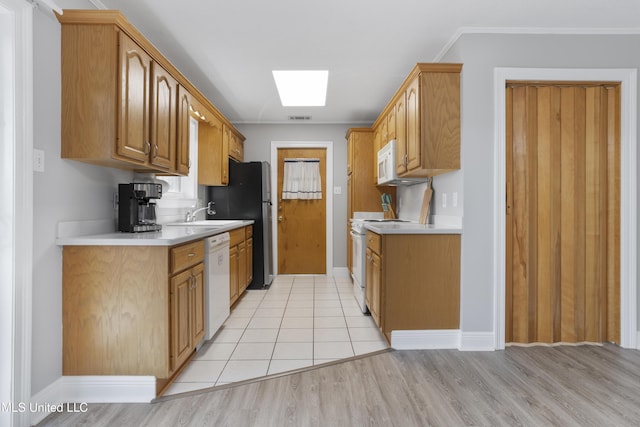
xmin=166 ymin=220 xmax=242 ymax=227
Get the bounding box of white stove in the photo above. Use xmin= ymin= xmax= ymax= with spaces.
xmin=350 ymin=213 xmax=383 ymax=313
xmin=350 ymin=213 xmax=411 ymax=313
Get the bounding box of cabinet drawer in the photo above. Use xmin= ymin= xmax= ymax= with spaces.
xmin=229 ymin=227 xmax=246 ymax=246
xmin=366 ymin=231 xmax=381 ymax=254
xmin=170 ymin=240 xmax=204 ymax=274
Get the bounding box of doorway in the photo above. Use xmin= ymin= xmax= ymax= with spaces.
xmin=493 ymin=68 xmax=637 ymax=350
xmin=276 ymin=148 xmax=327 ymax=274
xmin=271 ymin=141 xmax=334 ymax=276
xmin=505 ymin=81 xmax=620 ymax=344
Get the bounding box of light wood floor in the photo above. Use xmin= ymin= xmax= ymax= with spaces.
xmin=39 ymin=344 xmax=640 ymax=426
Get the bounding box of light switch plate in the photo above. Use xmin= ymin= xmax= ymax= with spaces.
xmin=442 ymin=193 xmax=447 ymax=208
xmin=333 ymin=186 xmax=342 ymax=195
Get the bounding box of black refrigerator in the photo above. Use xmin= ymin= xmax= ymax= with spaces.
xmin=207 ymin=161 xmax=274 ymax=289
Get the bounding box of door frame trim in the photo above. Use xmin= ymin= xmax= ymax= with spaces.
xmin=494 ymin=68 xmax=637 ymax=349
xmin=270 ymin=141 xmax=334 ymax=276
xmin=2 ymin=1 xmax=34 ymax=426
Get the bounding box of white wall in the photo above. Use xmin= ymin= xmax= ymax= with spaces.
xmin=236 ymin=123 xmax=357 ymax=269
xmin=31 ymin=8 xmax=134 ymax=395
xmin=439 ymin=32 xmax=640 ymax=333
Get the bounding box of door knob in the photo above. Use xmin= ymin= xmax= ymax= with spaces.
xmin=278 ymin=215 xmax=284 ymax=222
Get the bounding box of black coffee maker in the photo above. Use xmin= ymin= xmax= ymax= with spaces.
xmin=118 ymin=183 xmax=163 ymax=232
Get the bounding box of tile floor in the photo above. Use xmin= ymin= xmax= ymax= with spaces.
xmin=165 ymin=274 xmax=389 ymax=395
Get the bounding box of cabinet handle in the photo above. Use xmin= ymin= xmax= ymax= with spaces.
xmin=144 ymin=141 xmax=151 ymax=155
xmin=153 ymin=144 xmax=159 ymax=158
xmin=188 ymin=253 xmax=195 ymax=257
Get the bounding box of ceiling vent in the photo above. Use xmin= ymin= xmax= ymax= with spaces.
xmin=288 ymin=115 xmax=312 ymax=121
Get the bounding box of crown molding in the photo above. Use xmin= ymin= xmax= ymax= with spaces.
xmin=434 ymin=26 xmax=640 ymax=61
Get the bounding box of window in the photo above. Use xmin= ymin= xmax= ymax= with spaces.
xmin=157 ymin=116 xmax=198 ymax=206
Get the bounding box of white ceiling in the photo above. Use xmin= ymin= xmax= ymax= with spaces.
xmin=57 ymin=0 xmax=640 ymax=125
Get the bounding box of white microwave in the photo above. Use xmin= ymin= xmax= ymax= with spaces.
xmin=377 ymin=140 xmax=425 ymax=186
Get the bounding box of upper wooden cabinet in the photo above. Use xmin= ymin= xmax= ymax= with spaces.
xmin=57 ymin=10 xmax=244 ymax=176
xmin=116 ymin=34 xmax=152 ymax=166
xmin=346 ymin=128 xmax=395 ymax=271
xmin=373 ymin=63 xmax=461 ymax=178
xmin=176 ymin=86 xmax=192 ymax=175
xmin=225 ymin=124 xmax=244 ymax=162
xmin=197 ymin=111 xmax=226 ymax=186
xmin=149 ymin=62 xmax=178 ymax=171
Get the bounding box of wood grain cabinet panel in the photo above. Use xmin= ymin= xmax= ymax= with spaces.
xmin=149 ymin=62 xmax=177 ymax=171
xmin=117 ymin=34 xmax=152 ymax=165
xmin=175 ymin=85 xmax=191 ymax=175
xmin=62 ymin=239 xmax=206 ymax=396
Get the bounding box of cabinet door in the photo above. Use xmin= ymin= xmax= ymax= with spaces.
xmin=150 ymin=62 xmax=177 ymax=171
xmin=365 ymin=244 xmax=382 ymax=328
xmin=371 ymin=251 xmax=382 ymax=328
xmin=365 ymin=248 xmax=373 ymax=314
xmin=229 ymin=245 xmax=239 ymax=305
xmin=372 ymin=126 xmax=382 ymax=184
xmin=190 ymin=263 xmax=206 ymax=345
xmin=246 ymin=237 xmax=253 ymax=286
xmin=347 ymin=133 xmax=354 ymax=175
xmin=117 ymin=34 xmax=151 ymax=164
xmin=395 ymin=93 xmax=407 ymax=173
xmin=386 ymin=106 xmax=396 ymax=141
xmin=229 ymin=131 xmax=243 ymax=161
xmin=198 ymin=115 xmax=225 ymax=185
xmin=405 ymin=76 xmax=421 ymax=173
xmin=170 ymin=269 xmax=192 ymax=372
xmin=238 ymin=241 xmax=247 ymax=294
xmin=176 ymin=86 xmax=191 ymax=175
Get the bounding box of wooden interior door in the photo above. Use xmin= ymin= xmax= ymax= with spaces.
xmin=506 ymin=82 xmax=620 ymax=344
xmin=277 ymin=148 xmax=327 ymax=274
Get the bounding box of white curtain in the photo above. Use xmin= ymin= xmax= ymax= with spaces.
xmin=282 ymin=158 xmax=322 ymax=200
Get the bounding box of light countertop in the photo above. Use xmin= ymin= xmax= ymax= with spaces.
xmin=364 ymin=221 xmax=462 ymax=235
xmin=56 ymin=220 xmax=254 ymax=246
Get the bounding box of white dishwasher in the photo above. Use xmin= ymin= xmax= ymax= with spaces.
xmin=205 ymin=232 xmax=230 ymax=340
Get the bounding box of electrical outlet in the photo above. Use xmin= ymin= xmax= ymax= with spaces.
xmin=333 ymin=186 xmax=342 ymax=195
xmin=33 ymin=148 xmax=45 ymax=172
xmin=442 ymin=193 xmax=447 ymax=208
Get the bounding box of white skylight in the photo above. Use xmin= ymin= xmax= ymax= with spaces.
xmin=272 ymin=70 xmax=328 ymax=107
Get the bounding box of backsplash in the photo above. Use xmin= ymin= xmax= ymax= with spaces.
xmin=397 ymin=170 xmax=462 ymax=222
xmin=155 ymin=185 xmax=208 ymax=224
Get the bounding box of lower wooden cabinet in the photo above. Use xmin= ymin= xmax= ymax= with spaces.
xmin=365 ymin=231 xmax=460 ymax=342
xmin=365 ymin=247 xmax=382 ymax=326
xmin=170 ymin=262 xmax=205 ymax=372
xmin=229 ymin=225 xmax=253 ymax=306
xmin=61 ymin=239 xmax=206 ymax=396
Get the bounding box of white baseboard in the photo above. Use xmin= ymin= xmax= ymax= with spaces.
xmin=30 ymin=375 xmax=155 ymax=425
xmin=459 ymin=332 xmax=496 ymax=351
xmin=332 ymin=267 xmax=350 ymax=278
xmin=391 ymin=330 xmax=460 ymax=350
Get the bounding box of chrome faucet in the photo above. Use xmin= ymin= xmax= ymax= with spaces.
xmin=185 ymin=201 xmax=216 ymax=222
